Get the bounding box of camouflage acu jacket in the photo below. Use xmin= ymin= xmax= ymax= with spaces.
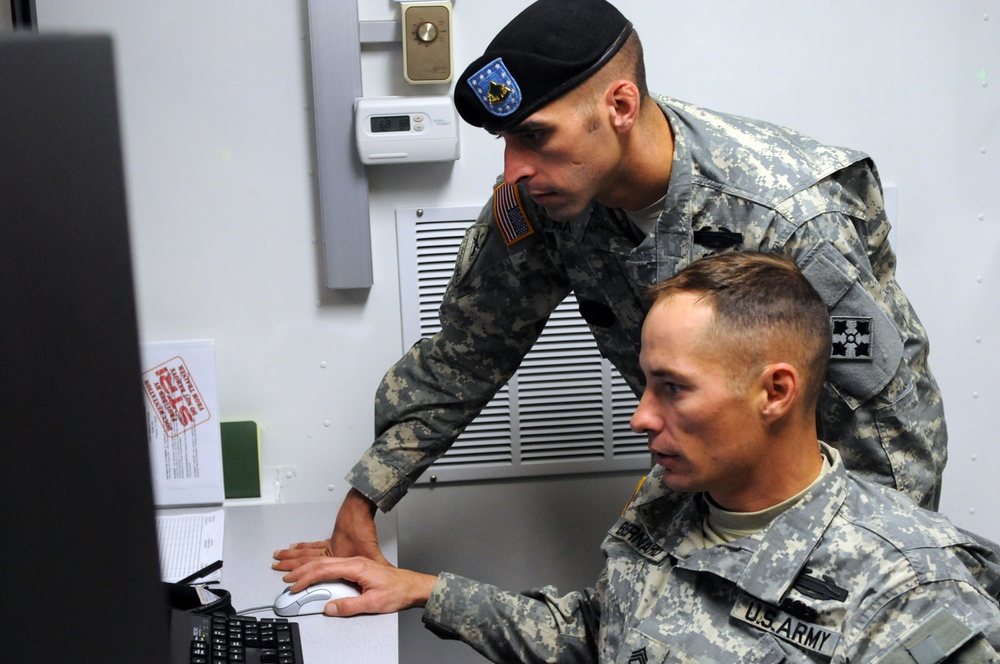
xmin=421 ymin=445 xmax=1000 ymax=663
xmin=348 ymin=96 xmax=947 ymax=510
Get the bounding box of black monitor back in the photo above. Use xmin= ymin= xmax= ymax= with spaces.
xmin=0 ymin=33 xmax=169 ymax=662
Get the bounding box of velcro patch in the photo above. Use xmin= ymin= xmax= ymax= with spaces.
xmin=831 ymin=316 xmax=873 ymax=360
xmin=882 ymin=603 xmax=987 ymax=664
xmin=493 ymin=182 xmax=534 ymax=246
xmin=467 ymin=57 xmax=522 ymax=118
xmin=733 ymin=595 xmax=840 ymax=657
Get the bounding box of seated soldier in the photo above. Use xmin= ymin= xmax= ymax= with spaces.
xmin=279 ymin=252 xmax=1000 ymax=663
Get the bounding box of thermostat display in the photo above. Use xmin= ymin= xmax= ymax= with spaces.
xmin=354 ymin=96 xmax=460 ymax=165
xmin=371 ymin=115 xmax=411 ymax=133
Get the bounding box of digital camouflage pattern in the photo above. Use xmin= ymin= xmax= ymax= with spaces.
xmin=421 ymin=445 xmax=1000 ymax=663
xmin=347 ymin=96 xmax=947 ymax=511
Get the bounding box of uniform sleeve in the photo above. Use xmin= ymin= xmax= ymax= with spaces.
xmin=347 ymin=195 xmax=572 ymax=511
xmin=421 ymin=573 xmax=601 ymax=664
xmin=784 ymin=163 xmax=947 ymax=510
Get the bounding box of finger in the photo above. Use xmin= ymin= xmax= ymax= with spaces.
xmin=272 ymin=548 xmax=334 ymax=573
xmin=280 ymin=557 xmax=360 ymax=592
xmin=271 ymin=557 xmax=307 ymax=572
xmin=324 ymin=596 xmax=371 ymax=617
xmin=273 ymin=541 xmax=329 ymax=559
xmin=293 ymin=540 xmax=332 ymax=551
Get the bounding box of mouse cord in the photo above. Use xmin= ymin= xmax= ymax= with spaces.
xmin=236 ymin=605 xmax=275 ymax=616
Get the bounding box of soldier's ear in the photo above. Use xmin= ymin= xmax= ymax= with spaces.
xmin=759 ymin=363 xmax=798 ymax=424
xmin=607 ymin=80 xmax=641 ymax=133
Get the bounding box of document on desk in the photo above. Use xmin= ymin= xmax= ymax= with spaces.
xmin=141 ymin=339 xmax=225 ymax=508
xmin=143 ymin=340 xmax=226 ymax=583
xmin=156 ymin=508 xmax=225 ymax=583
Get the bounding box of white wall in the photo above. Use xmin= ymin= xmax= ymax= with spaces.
xmin=33 ymin=1 xmax=999 ymax=660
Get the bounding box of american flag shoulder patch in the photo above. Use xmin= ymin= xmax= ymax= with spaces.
xmin=493 ymin=182 xmax=534 ymax=246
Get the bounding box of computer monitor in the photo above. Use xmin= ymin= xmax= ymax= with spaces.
xmin=0 ymin=33 xmax=169 ymax=662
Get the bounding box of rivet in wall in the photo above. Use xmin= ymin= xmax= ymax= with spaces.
xmin=980 ymin=213 xmax=986 ymax=221
xmin=976 ymin=336 xmax=983 ymax=343
xmin=324 ymin=420 xmax=331 ymax=427
xmin=982 ymin=146 xmax=988 ymax=154
xmin=328 ymin=484 xmax=335 ymax=491
xmin=984 ymin=13 xmax=990 ymax=20
xmin=973 ymin=391 xmax=980 ymax=399
xmin=977 ymin=275 xmax=984 ymax=283
xmin=970 ymin=507 xmax=977 ymax=515
xmin=972 ymin=454 xmax=978 ymax=462
xmin=320 ymin=361 xmax=328 ymax=368
xmin=416 ymin=209 xmax=425 ymax=217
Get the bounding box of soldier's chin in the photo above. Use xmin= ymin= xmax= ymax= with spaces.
xmin=537 ymin=197 xmax=584 ymax=222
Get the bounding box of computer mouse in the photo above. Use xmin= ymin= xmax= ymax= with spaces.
xmin=273 ymin=580 xmax=361 ymax=617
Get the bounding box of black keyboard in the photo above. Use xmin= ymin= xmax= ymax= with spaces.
xmin=170 ymin=609 xmax=305 ymax=664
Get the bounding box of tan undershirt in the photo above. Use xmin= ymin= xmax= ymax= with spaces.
xmin=624 ymin=193 xmax=667 ymax=239
xmin=700 ymin=452 xmax=832 ymax=548
xmin=677 ymin=454 xmax=832 ymax=556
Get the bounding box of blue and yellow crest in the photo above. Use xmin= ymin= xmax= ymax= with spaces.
xmin=466 ymin=57 xmax=522 ymax=118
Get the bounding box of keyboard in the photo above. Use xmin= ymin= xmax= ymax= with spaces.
xmin=170 ymin=609 xmax=305 ymax=664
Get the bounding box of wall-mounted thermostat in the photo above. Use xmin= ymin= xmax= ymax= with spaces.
xmin=354 ymin=96 xmax=460 ymax=165
xmin=400 ymin=1 xmax=452 ymax=84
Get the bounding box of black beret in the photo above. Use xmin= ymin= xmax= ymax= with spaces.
xmin=454 ymin=0 xmax=632 ymax=132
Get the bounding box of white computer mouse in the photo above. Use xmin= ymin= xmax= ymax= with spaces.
xmin=273 ymin=580 xmax=361 ymax=617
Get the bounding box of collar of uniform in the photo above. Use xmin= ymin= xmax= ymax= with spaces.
xmin=623 ymin=467 xmax=753 ymax=565
xmin=623 ymin=96 xmax=694 ymax=283
xmin=625 ymin=444 xmax=849 ymax=604
xmin=735 ymin=443 xmax=849 ymax=604
xmin=614 ymin=467 xmax=700 ymax=563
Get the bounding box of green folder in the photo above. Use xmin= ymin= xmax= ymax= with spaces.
xmin=220 ymin=421 xmax=261 ymax=499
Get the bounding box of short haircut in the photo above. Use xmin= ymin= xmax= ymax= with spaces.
xmin=647 ymin=252 xmax=831 ymax=408
xmin=573 ymin=30 xmax=648 ymax=110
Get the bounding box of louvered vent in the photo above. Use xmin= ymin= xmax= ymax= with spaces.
xmin=397 ymin=206 xmax=649 ymax=483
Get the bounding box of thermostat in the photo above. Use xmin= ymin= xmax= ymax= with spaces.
xmin=354 ymin=96 xmax=460 ymax=165
xmin=401 ymin=2 xmax=453 ymax=84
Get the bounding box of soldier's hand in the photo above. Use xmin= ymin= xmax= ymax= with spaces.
xmin=272 ymin=488 xmax=389 ymax=571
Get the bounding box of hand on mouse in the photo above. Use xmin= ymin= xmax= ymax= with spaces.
xmin=281 ymin=556 xmax=437 ymax=617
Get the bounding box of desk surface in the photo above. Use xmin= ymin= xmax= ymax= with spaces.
xmin=221 ymin=501 xmax=399 ymax=664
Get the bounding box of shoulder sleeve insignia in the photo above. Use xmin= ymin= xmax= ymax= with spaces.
xmin=493 ymin=182 xmax=534 ymax=246
xmin=622 ymin=476 xmax=646 ymax=515
xmin=831 ymin=316 xmax=873 ymax=360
